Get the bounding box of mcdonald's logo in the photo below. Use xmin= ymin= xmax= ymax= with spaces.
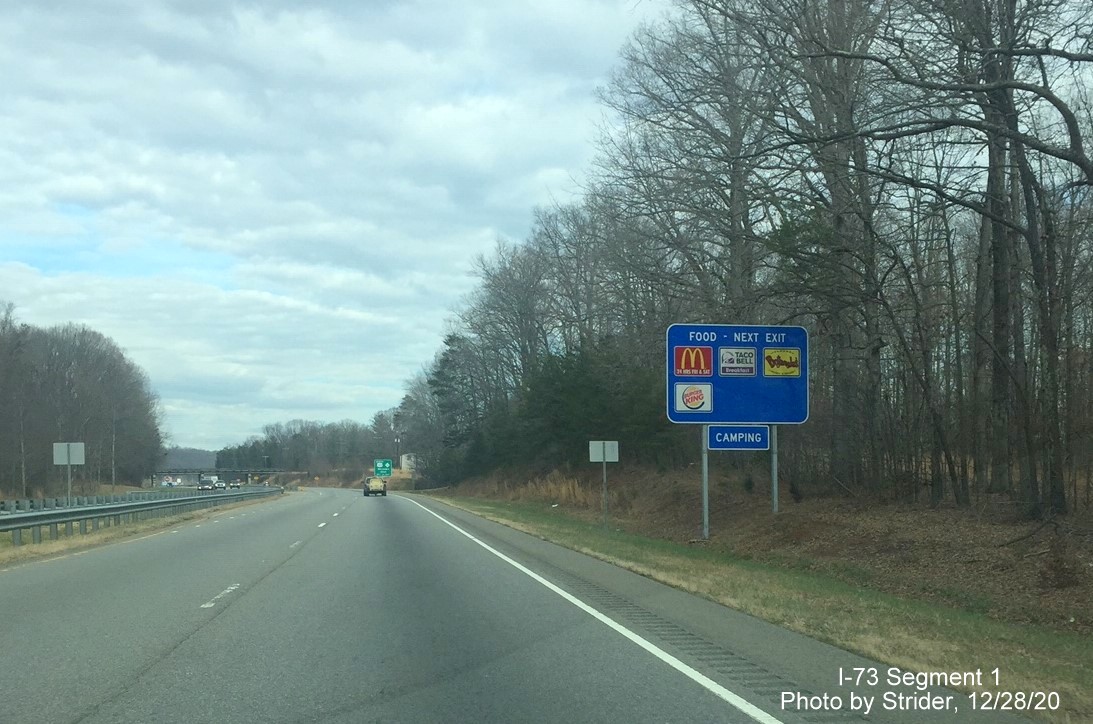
xmin=674 ymin=346 xmax=713 ymax=376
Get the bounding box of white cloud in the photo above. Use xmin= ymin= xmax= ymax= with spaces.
xmin=0 ymin=0 xmax=668 ymax=448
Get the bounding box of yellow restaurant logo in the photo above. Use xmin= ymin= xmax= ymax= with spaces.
xmin=763 ymin=348 xmax=801 ymax=377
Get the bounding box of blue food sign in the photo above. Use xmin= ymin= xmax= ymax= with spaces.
xmin=666 ymin=324 xmax=809 ymax=424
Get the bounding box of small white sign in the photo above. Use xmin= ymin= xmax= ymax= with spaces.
xmin=53 ymin=442 xmax=86 ymax=465
xmin=589 ymin=441 xmax=619 ymax=463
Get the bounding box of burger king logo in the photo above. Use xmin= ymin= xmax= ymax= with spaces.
xmin=682 ymin=385 xmax=706 ymax=409
xmin=674 ymin=383 xmax=712 ymax=412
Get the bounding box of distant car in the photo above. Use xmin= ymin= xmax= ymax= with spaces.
xmin=214 ymin=481 xmax=227 ymax=490
xmin=229 ymin=480 xmax=241 ymax=489
xmin=363 ymin=476 xmax=387 ymax=497
xmin=198 ymin=481 xmax=214 ymax=491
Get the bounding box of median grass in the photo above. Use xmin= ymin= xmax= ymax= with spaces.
xmin=429 ymin=495 xmax=1092 ymax=723
xmin=0 ymin=494 xmax=287 ymax=568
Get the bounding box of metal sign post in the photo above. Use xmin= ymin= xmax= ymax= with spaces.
xmin=771 ymin=425 xmax=779 ymax=514
xmin=602 ymin=453 xmax=608 ymax=530
xmin=589 ymin=441 xmax=619 ymax=531
xmin=701 ymin=426 xmax=709 ymax=540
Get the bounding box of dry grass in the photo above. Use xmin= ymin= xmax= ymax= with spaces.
xmin=516 ymin=471 xmax=601 ymax=507
xmin=450 ymin=468 xmax=1093 ymax=633
xmin=470 ymin=470 xmax=609 ymax=509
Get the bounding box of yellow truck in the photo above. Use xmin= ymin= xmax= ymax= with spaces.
xmin=363 ymin=476 xmax=387 ymax=497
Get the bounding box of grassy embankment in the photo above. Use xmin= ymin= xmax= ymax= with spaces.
xmin=425 ymin=471 xmax=1092 ymax=723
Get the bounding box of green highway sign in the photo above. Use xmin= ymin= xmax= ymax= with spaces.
xmin=374 ymin=458 xmax=393 ymax=478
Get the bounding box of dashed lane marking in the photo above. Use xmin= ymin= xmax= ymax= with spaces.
xmin=200 ymin=583 xmax=240 ymax=609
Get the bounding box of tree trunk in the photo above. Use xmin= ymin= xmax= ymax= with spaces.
xmin=945 ymin=223 xmax=971 ymax=505
xmin=971 ymin=207 xmax=993 ymax=501
xmin=987 ymin=134 xmax=1012 ymax=494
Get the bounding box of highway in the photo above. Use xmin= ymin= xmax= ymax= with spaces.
xmin=0 ymin=488 xmax=1026 ymax=724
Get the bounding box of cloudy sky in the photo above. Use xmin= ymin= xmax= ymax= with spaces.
xmin=0 ymin=0 xmax=665 ymax=449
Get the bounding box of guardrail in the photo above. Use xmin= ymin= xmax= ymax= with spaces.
xmin=0 ymin=487 xmax=283 ymax=547
xmin=0 ymin=488 xmax=202 ymax=515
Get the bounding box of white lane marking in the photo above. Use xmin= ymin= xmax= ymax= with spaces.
xmin=290 ymin=540 xmax=302 ymax=549
xmin=332 ymin=513 xmax=339 ymax=517
xmin=402 ymin=497 xmax=782 ymax=724
xmin=195 ymin=524 xmax=202 ymax=528
xmin=200 ymin=583 xmax=240 ymax=609
xmin=229 ymin=516 xmax=236 ymax=520
xmin=126 ymin=531 xmax=171 ymax=544
xmin=171 ymin=530 xmax=180 ymax=534
xmin=318 ymin=522 xmax=327 ymax=528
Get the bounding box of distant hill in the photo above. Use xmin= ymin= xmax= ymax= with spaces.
xmin=161 ymin=447 xmax=217 ymax=469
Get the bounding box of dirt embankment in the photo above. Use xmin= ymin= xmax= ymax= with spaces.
xmin=441 ymin=466 xmax=1093 ymax=634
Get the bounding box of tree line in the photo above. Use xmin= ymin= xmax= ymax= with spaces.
xmin=390 ymin=0 xmax=1093 ymax=517
xmin=0 ymin=302 xmax=163 ymax=497
xmin=215 ymin=414 xmax=401 ymax=478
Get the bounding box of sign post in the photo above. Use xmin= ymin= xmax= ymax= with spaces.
xmin=701 ymin=426 xmax=709 ymax=540
xmin=53 ymin=442 xmax=86 ymax=507
xmin=771 ymin=425 xmax=779 ymax=514
xmin=589 ymin=441 xmax=619 ymax=531
xmin=666 ymin=324 xmax=809 ymax=533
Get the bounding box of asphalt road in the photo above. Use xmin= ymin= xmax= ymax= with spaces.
xmin=0 ymin=489 xmax=1029 ymax=724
